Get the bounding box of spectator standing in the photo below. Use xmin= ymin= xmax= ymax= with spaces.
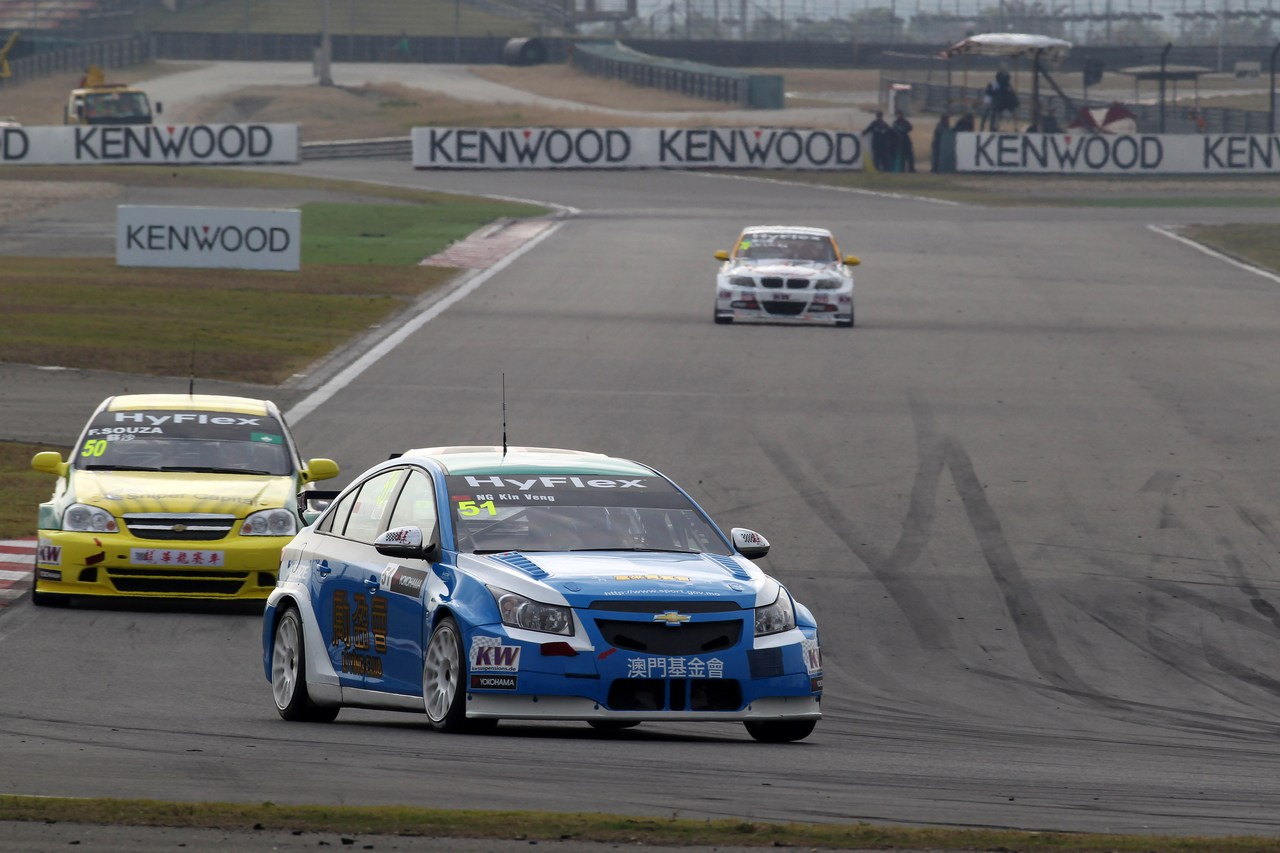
xmin=931 ymin=114 xmax=952 ymax=173
xmin=892 ymin=110 xmax=915 ymax=172
xmin=862 ymin=110 xmax=894 ymax=172
xmin=953 ymin=110 xmax=976 ymax=132
xmin=981 ymin=70 xmax=1019 ymax=131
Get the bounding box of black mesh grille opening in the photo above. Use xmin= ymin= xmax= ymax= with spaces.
xmin=690 ymin=679 xmax=743 ymax=711
xmin=760 ymin=277 xmax=784 ymax=288
xmin=608 ymin=679 xmax=665 ymax=711
xmin=596 ymin=620 xmax=740 ymax=655
xmin=109 ymin=577 xmax=247 ymax=595
xmin=786 ymin=278 xmax=810 ymax=289
xmin=762 ymin=301 xmax=806 ymax=317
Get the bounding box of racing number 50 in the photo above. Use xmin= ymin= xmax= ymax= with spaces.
xmin=457 ymin=500 xmax=497 ymax=517
xmin=80 ymin=439 xmax=107 ymax=458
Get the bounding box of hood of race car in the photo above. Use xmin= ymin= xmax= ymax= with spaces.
xmin=724 ymin=261 xmax=836 ymax=277
xmin=477 ymin=550 xmax=768 ymax=608
xmin=70 ymin=470 xmax=296 ymax=517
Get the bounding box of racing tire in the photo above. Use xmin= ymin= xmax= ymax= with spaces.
xmin=30 ymin=581 xmax=68 ymax=608
xmin=423 ymin=615 xmax=469 ymax=733
xmin=744 ymin=719 xmax=817 ymax=743
xmin=271 ymin=607 xmax=340 ymax=723
xmin=588 ymin=720 xmax=640 ymax=731
xmin=714 ymin=310 xmax=732 ymax=325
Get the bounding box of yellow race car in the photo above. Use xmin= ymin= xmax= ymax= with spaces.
xmin=31 ymin=394 xmax=338 ymax=606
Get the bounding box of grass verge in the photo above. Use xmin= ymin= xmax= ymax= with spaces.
xmin=0 ymin=796 xmax=1276 ymax=852
xmin=0 ymin=167 xmax=548 ymax=383
xmin=0 ymin=441 xmax=65 ymax=540
xmin=1179 ymin=223 xmax=1280 ymax=273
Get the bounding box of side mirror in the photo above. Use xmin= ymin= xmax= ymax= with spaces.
xmin=714 ymin=250 xmax=730 ymax=261
xmin=730 ymin=527 xmax=770 ymax=559
xmin=32 ymin=451 xmax=68 ymax=477
xmin=302 ymin=457 xmax=340 ymax=482
xmin=843 ymin=255 xmax=861 ymax=267
xmin=375 ymin=525 xmax=438 ymax=561
xmin=299 ymin=488 xmax=341 ymax=524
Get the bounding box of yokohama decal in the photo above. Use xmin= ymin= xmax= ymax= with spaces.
xmin=413 ymin=127 xmax=863 ymax=170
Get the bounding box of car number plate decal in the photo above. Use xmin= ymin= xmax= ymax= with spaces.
xmin=130 ymin=548 xmax=225 ymax=566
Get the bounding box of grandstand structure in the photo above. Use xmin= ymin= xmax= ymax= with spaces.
xmin=0 ymin=0 xmax=1275 ymax=46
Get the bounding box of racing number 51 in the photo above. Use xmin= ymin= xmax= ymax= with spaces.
xmin=457 ymin=500 xmax=497 ymax=517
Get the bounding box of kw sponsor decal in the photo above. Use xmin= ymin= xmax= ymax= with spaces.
xmin=470 ymin=635 xmax=521 ymax=672
xmin=37 ymin=539 xmax=62 ymax=566
xmin=802 ymin=638 xmax=822 ymax=675
xmin=470 ymin=673 xmax=518 ymax=690
xmin=414 ymin=127 xmax=863 ymax=171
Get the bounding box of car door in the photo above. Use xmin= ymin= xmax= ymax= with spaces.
xmin=310 ymin=467 xmax=406 ymax=692
xmin=374 ymin=467 xmax=441 ymax=697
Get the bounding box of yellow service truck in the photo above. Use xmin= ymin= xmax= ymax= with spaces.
xmin=65 ymin=66 xmax=161 ymax=126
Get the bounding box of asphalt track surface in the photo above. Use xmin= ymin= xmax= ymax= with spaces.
xmin=4 ymin=62 xmax=1280 ymax=847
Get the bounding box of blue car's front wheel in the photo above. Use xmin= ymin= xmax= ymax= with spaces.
xmin=423 ymin=615 xmax=468 ymax=732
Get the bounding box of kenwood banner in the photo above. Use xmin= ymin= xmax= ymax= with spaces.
xmin=956 ymin=132 xmax=1280 ymax=174
xmin=117 ymin=206 xmax=301 ymax=271
xmin=412 ymin=127 xmax=863 ymax=170
xmin=1 ymin=124 xmax=300 ymax=165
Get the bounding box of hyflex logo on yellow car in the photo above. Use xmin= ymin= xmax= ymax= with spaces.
xmin=30 ymin=393 xmax=338 ymax=606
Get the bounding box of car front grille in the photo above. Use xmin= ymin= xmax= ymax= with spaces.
xmin=595 ymin=619 xmax=741 ymax=655
xmin=123 ymin=514 xmax=236 ymax=541
xmin=607 ymin=678 xmax=743 ymax=711
xmin=759 ymin=277 xmax=811 ymax=289
xmin=761 ymin=301 xmax=807 ymax=317
xmin=105 ymin=567 xmax=265 ymax=595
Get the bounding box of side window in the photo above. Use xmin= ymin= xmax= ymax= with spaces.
xmin=317 ymin=487 xmax=357 ymax=534
xmin=386 ymin=469 xmax=438 ymax=543
xmin=343 ymin=468 xmax=405 ymax=544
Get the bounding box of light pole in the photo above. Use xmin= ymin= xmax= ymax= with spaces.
xmin=317 ymin=0 xmax=333 ymax=86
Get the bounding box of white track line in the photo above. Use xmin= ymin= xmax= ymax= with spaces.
xmin=284 ymin=216 xmax=569 ymax=425
xmin=1147 ymin=224 xmax=1280 ymax=286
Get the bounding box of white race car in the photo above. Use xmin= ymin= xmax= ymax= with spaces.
xmin=714 ymin=225 xmax=861 ymax=328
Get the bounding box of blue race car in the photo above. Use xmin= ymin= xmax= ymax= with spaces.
xmin=263 ymin=446 xmax=822 ymax=742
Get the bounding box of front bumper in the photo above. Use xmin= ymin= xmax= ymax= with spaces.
xmin=715 ymin=290 xmax=852 ymax=325
xmin=34 ymin=529 xmax=290 ymax=600
xmin=461 ymin=624 xmax=822 ymax=722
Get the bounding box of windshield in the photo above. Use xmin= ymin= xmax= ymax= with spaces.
xmin=74 ymin=409 xmax=294 ymax=476
xmin=83 ymin=91 xmax=151 ymax=124
xmin=734 ymin=231 xmax=837 ymax=263
xmin=445 ymin=474 xmax=731 ymax=555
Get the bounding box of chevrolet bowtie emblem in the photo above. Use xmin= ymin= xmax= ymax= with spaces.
xmin=653 ymin=610 xmax=691 ymax=627
xmin=172 ymin=523 xmax=187 ymax=532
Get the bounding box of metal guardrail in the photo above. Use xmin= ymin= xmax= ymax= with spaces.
xmin=571 ymin=40 xmax=783 ymax=109
xmin=301 ymin=137 xmax=411 ymax=160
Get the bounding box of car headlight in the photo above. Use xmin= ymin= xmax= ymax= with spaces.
xmin=729 ymin=276 xmax=756 ymax=288
xmin=241 ymin=508 xmax=298 ymax=537
xmin=754 ymin=590 xmax=797 ymax=636
xmin=63 ymin=503 xmax=119 ymax=533
xmin=488 ymin=585 xmax=574 ymax=636
xmin=814 ymin=278 xmax=844 ymax=290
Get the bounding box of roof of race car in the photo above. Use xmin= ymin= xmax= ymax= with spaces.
xmin=103 ymin=394 xmax=274 ymax=416
xmin=400 ymin=446 xmax=656 ymax=477
xmin=740 ymin=225 xmax=833 ymax=237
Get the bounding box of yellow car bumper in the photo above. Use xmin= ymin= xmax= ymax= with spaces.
xmin=34 ymin=529 xmax=291 ymax=601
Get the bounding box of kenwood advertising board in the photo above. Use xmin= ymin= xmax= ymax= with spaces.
xmin=0 ymin=124 xmax=299 ymax=165
xmin=412 ymin=127 xmax=863 ymax=170
xmin=956 ymin=132 xmax=1280 ymax=174
xmin=117 ymin=206 xmax=301 ymax=271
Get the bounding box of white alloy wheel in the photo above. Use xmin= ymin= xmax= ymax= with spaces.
xmin=423 ymin=616 xmax=467 ymax=731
